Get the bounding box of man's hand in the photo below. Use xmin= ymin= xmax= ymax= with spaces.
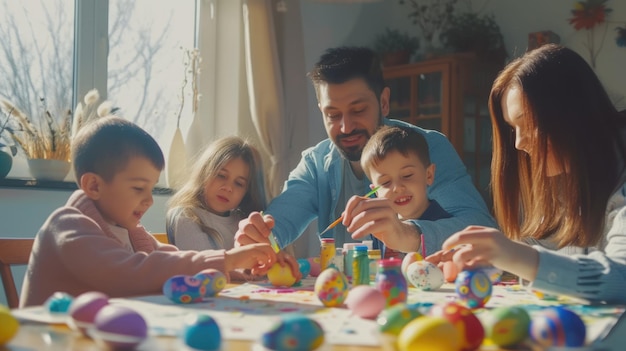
xmin=235 ymin=211 xmax=274 ymax=247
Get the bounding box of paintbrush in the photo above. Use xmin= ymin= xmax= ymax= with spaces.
xmin=260 ymin=211 xmax=281 ymax=253
xmin=318 ymin=185 xmax=381 ymax=237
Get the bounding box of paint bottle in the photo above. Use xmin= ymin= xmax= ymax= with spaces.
xmin=375 ymin=258 xmax=407 ymax=307
xmin=368 ymin=249 xmax=381 ymax=282
xmin=320 ymin=238 xmax=335 ymax=271
xmin=329 ymin=247 xmax=344 ymax=272
xmin=352 ymin=245 xmax=370 ymax=286
xmin=343 ymin=243 xmax=358 ymax=282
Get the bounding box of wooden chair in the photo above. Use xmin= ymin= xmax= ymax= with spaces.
xmin=152 ymin=233 xmax=169 ymax=244
xmin=0 ymin=238 xmax=34 ymax=308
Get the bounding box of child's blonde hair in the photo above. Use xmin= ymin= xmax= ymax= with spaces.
xmin=167 ymin=136 xmax=266 ymax=246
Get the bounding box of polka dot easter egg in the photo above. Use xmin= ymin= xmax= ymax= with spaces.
xmin=405 ymin=261 xmax=444 ymax=290
xmin=314 ymin=267 xmax=349 ymax=307
xmin=163 ymin=269 xmax=227 ymax=304
xmin=455 ymin=269 xmax=492 ymax=309
xmin=262 ymin=314 xmax=324 ymax=351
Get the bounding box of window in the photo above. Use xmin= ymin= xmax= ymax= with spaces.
xmin=0 ymin=0 xmax=203 ymax=186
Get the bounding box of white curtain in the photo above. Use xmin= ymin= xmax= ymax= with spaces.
xmin=242 ymin=0 xmax=288 ymax=199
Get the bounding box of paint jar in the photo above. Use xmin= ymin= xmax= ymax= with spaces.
xmin=375 ymin=258 xmax=407 ymax=307
xmin=352 ymin=245 xmax=370 ymax=286
xmin=329 ymin=247 xmax=344 ymax=272
xmin=368 ymin=249 xmax=381 ymax=282
xmin=343 ymin=243 xmax=358 ymax=283
xmin=320 ymin=238 xmax=335 ymax=271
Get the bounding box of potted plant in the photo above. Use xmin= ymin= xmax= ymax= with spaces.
xmin=0 ymin=89 xmax=111 ymax=181
xmin=439 ymin=12 xmax=507 ymax=64
xmin=372 ymin=28 xmax=420 ymax=66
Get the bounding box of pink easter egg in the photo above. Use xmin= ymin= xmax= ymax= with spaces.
xmin=68 ymin=291 xmax=109 ymax=335
xmin=308 ymin=257 xmax=322 ymax=277
xmin=345 ymin=285 xmax=386 ymax=319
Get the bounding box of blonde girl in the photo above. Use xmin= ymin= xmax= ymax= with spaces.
xmin=166 ymin=136 xmax=266 ymax=250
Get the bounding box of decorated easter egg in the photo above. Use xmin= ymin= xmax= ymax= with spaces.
xmin=482 ymin=306 xmax=531 ymax=347
xmin=455 ymin=269 xmax=492 ymax=309
xmin=0 ymin=305 xmax=19 ymax=345
xmin=429 ymin=302 xmax=484 ymax=350
xmin=163 ymin=274 xmax=204 ymax=304
xmin=297 ymin=258 xmax=311 ymax=278
xmin=268 ymin=263 xmax=298 ymax=287
xmin=377 ymin=303 xmax=422 ymax=335
xmin=183 ymin=314 xmax=221 ymax=351
xmin=345 ymin=285 xmax=386 ymax=319
xmin=530 ymin=306 xmax=586 ymax=347
xmin=397 ymin=316 xmax=461 ymax=351
xmin=195 ymin=269 xmax=227 ymax=297
xmin=68 ymin=291 xmax=109 ymax=334
xmin=314 ymin=267 xmax=349 ymax=307
xmin=401 ymin=251 xmax=423 ymax=276
xmin=45 ymin=291 xmax=74 ymax=313
xmin=92 ymin=305 xmax=148 ymax=349
xmin=308 ymin=257 xmax=321 ymax=277
xmin=405 ymin=261 xmax=444 ymax=290
xmin=262 ymin=314 xmax=324 ymax=351
xmin=442 ymin=261 xmax=459 ymax=283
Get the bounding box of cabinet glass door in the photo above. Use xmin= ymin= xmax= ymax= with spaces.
xmin=387 ymin=76 xmax=411 ymax=120
xmin=415 ymin=71 xmax=443 ymax=133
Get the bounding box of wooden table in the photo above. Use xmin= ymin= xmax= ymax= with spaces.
xmin=6 ymin=279 xmax=626 ymax=351
xmin=7 ymin=323 xmax=381 ymax=350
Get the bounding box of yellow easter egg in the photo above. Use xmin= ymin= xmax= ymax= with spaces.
xmin=397 ymin=316 xmax=460 ymax=351
xmin=267 ymin=263 xmax=297 ymax=287
xmin=0 ymin=305 xmax=19 ymax=345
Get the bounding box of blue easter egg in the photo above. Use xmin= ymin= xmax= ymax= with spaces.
xmin=530 ymin=306 xmax=586 ymax=347
xmin=455 ymin=269 xmax=492 ymax=309
xmin=45 ymin=292 xmax=74 ymax=313
xmin=195 ymin=269 xmax=227 ymax=297
xmin=297 ymin=259 xmax=311 ymax=278
xmin=162 ymin=275 xmax=204 ymax=304
xmin=183 ymin=315 xmax=221 ymax=351
xmin=262 ymin=314 xmax=324 ymax=351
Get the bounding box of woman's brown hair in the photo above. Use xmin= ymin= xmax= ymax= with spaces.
xmin=489 ymin=44 xmax=626 ymax=247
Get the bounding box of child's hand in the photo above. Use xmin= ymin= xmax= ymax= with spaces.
xmin=225 ymin=243 xmax=276 ymax=275
xmin=343 ymin=195 xmax=420 ymax=251
xmin=235 ymin=211 xmax=275 ymax=247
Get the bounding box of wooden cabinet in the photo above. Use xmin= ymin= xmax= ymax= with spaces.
xmin=383 ymin=53 xmax=502 ymax=205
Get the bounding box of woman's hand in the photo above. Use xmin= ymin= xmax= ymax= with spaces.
xmin=432 ymin=225 xmax=539 ymax=281
xmin=342 ymin=195 xmax=420 ymax=252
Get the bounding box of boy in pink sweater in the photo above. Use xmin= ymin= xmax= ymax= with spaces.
xmin=20 ymin=117 xmax=276 ymax=307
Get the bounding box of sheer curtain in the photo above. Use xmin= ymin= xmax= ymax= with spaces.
xmin=242 ymin=0 xmax=289 ymax=199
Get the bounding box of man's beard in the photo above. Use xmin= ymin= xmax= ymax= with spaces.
xmin=335 ymin=129 xmax=370 ymax=162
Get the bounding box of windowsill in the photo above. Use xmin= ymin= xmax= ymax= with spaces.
xmin=0 ymin=177 xmax=173 ymax=195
